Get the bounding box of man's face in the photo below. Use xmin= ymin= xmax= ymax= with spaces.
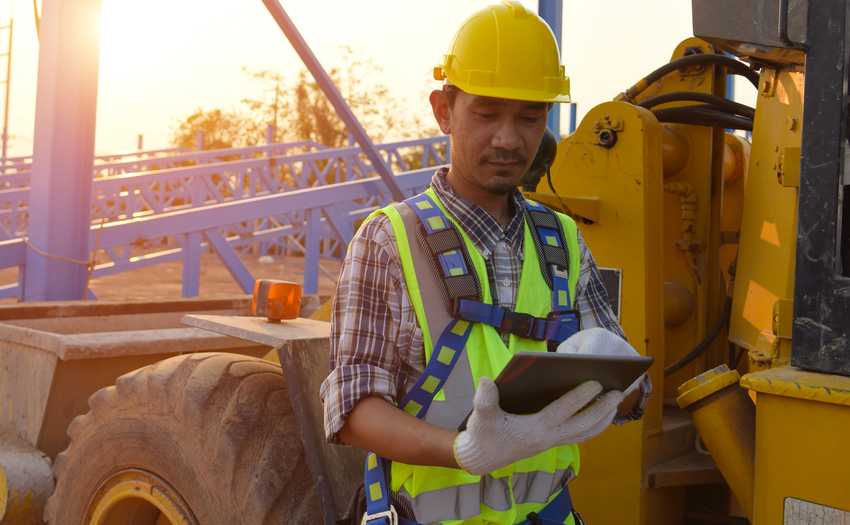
xmin=430 ymin=89 xmax=549 ymax=196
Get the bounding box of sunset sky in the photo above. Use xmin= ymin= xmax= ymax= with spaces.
xmin=0 ymin=0 xmax=756 ymax=157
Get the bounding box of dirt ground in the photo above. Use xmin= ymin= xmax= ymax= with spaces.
xmin=0 ymin=253 xmax=341 ymax=304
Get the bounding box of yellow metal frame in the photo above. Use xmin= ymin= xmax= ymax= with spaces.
xmin=545 ymin=96 xmax=664 ymax=524
xmin=538 ymin=37 xmax=750 ymax=524
xmin=728 ymin=69 xmax=803 ymax=372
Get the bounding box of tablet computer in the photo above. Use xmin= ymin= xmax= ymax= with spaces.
xmin=457 ymin=351 xmax=653 ymax=430
xmin=495 ymin=352 xmax=654 ymax=415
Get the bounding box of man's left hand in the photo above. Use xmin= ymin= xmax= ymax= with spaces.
xmin=556 ymin=327 xmax=645 ymax=417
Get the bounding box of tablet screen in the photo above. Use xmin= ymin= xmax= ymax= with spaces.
xmin=494 ymin=352 xmax=654 ymax=415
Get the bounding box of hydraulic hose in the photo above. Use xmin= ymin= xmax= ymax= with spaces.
xmin=652 ymin=106 xmax=753 ymax=131
xmin=622 ymin=54 xmax=760 ymax=102
xmin=664 ymin=296 xmax=733 ymax=377
xmin=637 ymin=92 xmax=755 ymax=120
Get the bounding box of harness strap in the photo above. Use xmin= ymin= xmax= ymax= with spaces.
xmin=363 ymin=193 xmax=576 ymax=525
xmin=516 ymin=486 xmax=574 ymax=525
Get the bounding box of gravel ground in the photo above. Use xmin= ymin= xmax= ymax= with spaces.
xmin=0 ymin=252 xmax=341 ymax=304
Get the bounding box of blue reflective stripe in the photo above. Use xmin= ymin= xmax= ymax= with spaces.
xmin=407 ymin=193 xmax=451 ymax=234
xmin=438 ymin=250 xmax=469 ymax=277
xmin=538 ymin=227 xmax=563 ymax=248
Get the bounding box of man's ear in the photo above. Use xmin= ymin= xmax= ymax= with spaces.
xmin=429 ymin=90 xmax=452 ymax=135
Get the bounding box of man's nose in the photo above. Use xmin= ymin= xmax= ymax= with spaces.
xmin=491 ymin=118 xmax=523 ymax=151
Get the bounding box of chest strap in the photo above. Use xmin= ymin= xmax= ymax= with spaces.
xmin=454 ymin=298 xmax=578 ymax=343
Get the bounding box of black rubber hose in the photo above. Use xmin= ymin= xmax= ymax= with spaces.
xmin=652 ymin=106 xmax=754 ymax=131
xmin=637 ymin=92 xmax=756 ymax=120
xmin=664 ymin=296 xmax=733 ymax=377
xmin=624 ymin=54 xmax=759 ymax=101
xmin=731 ymin=345 xmax=747 ymax=369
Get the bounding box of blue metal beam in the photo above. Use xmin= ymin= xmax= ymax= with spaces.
xmin=89 ymin=167 xmax=434 ymax=251
xmin=303 ymin=208 xmax=321 ymax=295
xmin=182 ymin=231 xmax=202 ymax=297
xmin=569 ymin=103 xmax=577 ymax=134
xmin=203 ymin=228 xmax=255 ymax=294
xmin=23 ymin=0 xmax=102 ymax=301
xmin=260 ymin=0 xmax=406 ymax=202
xmin=0 ymin=238 xmax=25 ymax=268
xmin=539 ymin=0 xmax=563 ymax=139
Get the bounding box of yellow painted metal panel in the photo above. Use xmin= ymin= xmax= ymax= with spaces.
xmin=728 ymin=70 xmax=803 ymax=366
xmin=741 ymin=366 xmax=850 ymax=406
xmin=752 ymin=392 xmax=850 ymax=524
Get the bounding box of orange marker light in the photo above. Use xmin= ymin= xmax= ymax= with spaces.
xmin=252 ymin=280 xmax=301 ymax=321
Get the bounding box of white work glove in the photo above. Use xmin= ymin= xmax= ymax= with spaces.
xmin=453 ymin=377 xmax=623 ymax=475
xmin=557 ymin=327 xmax=644 ymax=399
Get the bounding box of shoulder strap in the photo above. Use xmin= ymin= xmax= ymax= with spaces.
xmin=405 ymin=193 xmax=483 ymax=315
xmin=524 ymin=200 xmax=571 ymax=292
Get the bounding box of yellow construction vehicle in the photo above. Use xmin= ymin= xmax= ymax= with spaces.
xmin=2 ymin=0 xmax=850 ymax=524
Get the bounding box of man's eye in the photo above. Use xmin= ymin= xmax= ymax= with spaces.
xmin=522 ymin=115 xmax=544 ymax=122
xmin=476 ymin=113 xmax=497 ymax=119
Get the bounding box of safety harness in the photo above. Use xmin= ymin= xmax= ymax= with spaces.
xmin=362 ymin=193 xmax=582 ymax=525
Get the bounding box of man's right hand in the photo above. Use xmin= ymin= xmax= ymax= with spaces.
xmin=453 ymin=377 xmax=622 ymax=476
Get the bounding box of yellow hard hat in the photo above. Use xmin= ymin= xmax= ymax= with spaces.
xmin=434 ymin=0 xmax=570 ymax=103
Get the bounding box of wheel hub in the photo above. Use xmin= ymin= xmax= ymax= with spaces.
xmin=86 ymin=469 xmax=197 ymax=525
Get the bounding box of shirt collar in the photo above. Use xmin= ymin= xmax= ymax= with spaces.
xmin=429 ymin=167 xmax=526 ymax=260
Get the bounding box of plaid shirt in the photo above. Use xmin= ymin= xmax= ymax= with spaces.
xmin=320 ymin=168 xmax=651 ymax=443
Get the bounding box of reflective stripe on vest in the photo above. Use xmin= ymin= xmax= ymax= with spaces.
xmin=369 ymin=189 xmax=582 ymax=525
xmin=395 ymin=468 xmax=577 ymax=524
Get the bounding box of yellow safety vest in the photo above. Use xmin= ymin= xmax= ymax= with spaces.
xmin=369 ymin=188 xmax=582 ymax=525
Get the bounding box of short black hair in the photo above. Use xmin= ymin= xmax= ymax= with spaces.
xmin=442 ymin=84 xmax=458 ymax=108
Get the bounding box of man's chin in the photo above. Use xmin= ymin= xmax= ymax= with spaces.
xmin=483 ymin=174 xmax=519 ymax=195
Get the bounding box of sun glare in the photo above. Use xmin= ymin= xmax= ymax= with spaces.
xmin=98 ymin=0 xmax=187 ymax=71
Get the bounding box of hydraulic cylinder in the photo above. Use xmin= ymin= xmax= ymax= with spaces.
xmin=677 ymin=365 xmax=755 ymax=521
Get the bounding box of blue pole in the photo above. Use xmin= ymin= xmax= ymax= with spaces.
xmin=23 ymin=0 xmax=103 ymax=301
xmin=570 ymin=103 xmax=577 ymax=134
xmin=539 ymin=0 xmax=563 ymax=139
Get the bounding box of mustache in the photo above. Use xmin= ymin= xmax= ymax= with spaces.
xmin=480 ymin=150 xmax=527 ymax=165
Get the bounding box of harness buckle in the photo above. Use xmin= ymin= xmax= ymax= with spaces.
xmin=546 ymin=309 xmax=582 ymax=328
xmin=498 ymin=309 xmax=537 ymax=339
xmin=361 ymin=506 xmax=398 ymax=525
xmin=450 ymin=297 xmax=464 ymax=319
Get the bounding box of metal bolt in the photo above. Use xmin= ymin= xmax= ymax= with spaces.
xmin=786 ymin=117 xmax=798 ymax=131
xmin=598 ymin=129 xmax=617 ymax=149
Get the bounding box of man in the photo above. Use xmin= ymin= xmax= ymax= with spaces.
xmin=320 ymin=2 xmax=651 ymax=524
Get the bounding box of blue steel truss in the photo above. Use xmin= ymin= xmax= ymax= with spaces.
xmin=0 ymin=136 xmax=448 ymax=299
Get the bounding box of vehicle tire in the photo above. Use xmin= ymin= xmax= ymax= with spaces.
xmin=44 ymin=352 xmax=322 ymax=525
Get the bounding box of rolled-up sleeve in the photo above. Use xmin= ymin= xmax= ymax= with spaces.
xmin=319 ymin=215 xmax=412 ymax=444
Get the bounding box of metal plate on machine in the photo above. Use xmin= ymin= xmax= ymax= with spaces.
xmin=784 ymin=498 xmax=850 ymax=524
xmin=691 ymin=0 xmax=807 ymax=65
xmin=599 ymin=267 xmax=622 ymax=322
